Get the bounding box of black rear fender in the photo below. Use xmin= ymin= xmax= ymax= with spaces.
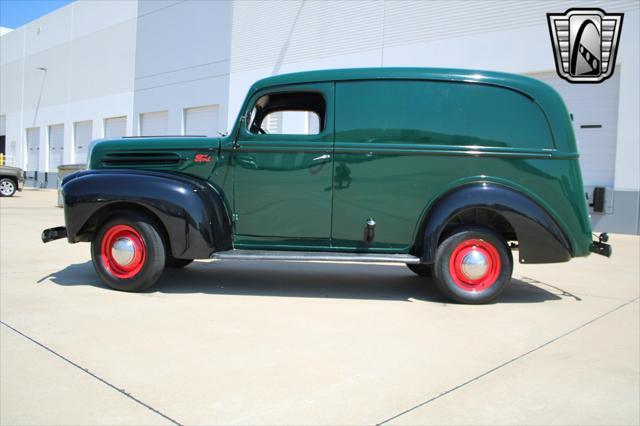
xmin=61 ymin=170 xmax=232 ymax=259
xmin=419 ymin=183 xmax=572 ymax=264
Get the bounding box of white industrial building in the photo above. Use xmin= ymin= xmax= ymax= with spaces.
xmin=0 ymin=0 xmax=638 ymax=233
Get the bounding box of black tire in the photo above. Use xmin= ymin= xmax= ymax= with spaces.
xmin=406 ymin=263 xmax=432 ymax=277
xmin=91 ymin=213 xmax=166 ymax=292
xmin=165 ymin=256 xmax=194 ymax=268
xmin=433 ymin=226 xmax=512 ymax=304
xmin=0 ymin=178 xmax=17 ymax=197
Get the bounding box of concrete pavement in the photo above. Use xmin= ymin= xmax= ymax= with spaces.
xmin=1 ymin=189 xmax=638 ymax=425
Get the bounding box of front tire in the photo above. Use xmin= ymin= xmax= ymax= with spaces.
xmin=433 ymin=226 xmax=512 ymax=304
xmin=91 ymin=214 xmax=166 ymax=292
xmin=0 ymin=178 xmax=16 ymax=197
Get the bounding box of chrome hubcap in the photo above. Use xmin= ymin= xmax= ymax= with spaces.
xmin=460 ymin=250 xmax=489 ymax=280
xmin=111 ymin=237 xmax=136 ymax=266
xmin=0 ymin=181 xmax=14 ymax=195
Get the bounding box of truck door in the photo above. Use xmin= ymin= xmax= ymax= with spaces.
xmin=233 ymin=83 xmax=334 ymax=248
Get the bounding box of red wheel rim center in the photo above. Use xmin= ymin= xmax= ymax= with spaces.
xmin=100 ymin=224 xmax=146 ymax=279
xmin=449 ymin=239 xmax=501 ymax=291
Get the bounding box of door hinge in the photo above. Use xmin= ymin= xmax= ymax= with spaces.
xmin=232 ymin=213 xmax=239 ymax=222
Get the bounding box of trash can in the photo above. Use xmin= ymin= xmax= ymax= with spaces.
xmin=57 ymin=164 xmax=86 ymax=207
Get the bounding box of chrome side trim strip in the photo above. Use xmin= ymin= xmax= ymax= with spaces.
xmin=211 ymin=250 xmax=421 ymax=264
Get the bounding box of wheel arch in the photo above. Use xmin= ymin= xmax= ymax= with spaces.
xmin=416 ymin=182 xmax=572 ymax=264
xmin=61 ymin=169 xmax=232 ymax=259
xmin=437 ymin=207 xmax=517 ymax=242
xmin=77 ymin=201 xmax=172 ymax=252
xmin=1 ymin=175 xmax=18 ymax=185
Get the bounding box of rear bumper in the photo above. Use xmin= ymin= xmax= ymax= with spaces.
xmin=42 ymin=226 xmax=67 ymax=243
xmin=590 ymin=233 xmax=612 ymax=257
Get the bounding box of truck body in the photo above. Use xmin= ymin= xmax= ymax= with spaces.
xmin=43 ymin=68 xmax=611 ymax=303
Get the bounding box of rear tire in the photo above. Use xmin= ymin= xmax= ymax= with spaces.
xmin=433 ymin=226 xmax=512 ymax=304
xmin=91 ymin=214 xmax=166 ymax=292
xmin=406 ymin=263 xmax=432 ymax=277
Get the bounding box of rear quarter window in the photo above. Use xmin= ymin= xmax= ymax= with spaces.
xmin=335 ymin=80 xmax=553 ymax=149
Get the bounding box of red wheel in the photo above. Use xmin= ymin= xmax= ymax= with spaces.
xmin=91 ymin=214 xmax=166 ymax=292
xmin=100 ymin=225 xmax=146 ymax=279
xmin=434 ymin=226 xmax=512 ymax=304
xmin=448 ymin=239 xmax=501 ymax=291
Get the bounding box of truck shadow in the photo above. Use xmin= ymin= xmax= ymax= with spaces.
xmin=40 ymin=260 xmax=563 ymax=304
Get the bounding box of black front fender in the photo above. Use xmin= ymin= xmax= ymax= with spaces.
xmin=61 ymin=169 xmax=232 ymax=259
xmin=421 ymin=183 xmax=572 ymax=264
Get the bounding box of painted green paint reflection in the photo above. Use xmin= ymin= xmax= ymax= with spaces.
xmin=335 ymin=80 xmax=553 ymax=149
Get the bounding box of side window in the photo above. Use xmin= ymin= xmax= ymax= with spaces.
xmin=335 ymin=80 xmax=553 ymax=149
xmin=247 ymin=92 xmax=325 ymax=136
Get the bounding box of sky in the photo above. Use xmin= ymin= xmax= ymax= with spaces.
xmin=0 ymin=0 xmax=74 ymax=29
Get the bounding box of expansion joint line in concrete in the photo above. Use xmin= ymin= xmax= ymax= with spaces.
xmin=377 ymin=296 xmax=640 ymax=425
xmin=0 ymin=320 xmax=182 ymax=426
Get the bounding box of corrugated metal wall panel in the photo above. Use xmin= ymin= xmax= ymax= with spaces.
xmin=230 ymin=0 xmax=639 ymax=72
xmin=231 ymin=0 xmax=383 ymax=72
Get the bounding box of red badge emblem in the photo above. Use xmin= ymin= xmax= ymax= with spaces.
xmin=194 ymin=154 xmax=212 ymax=163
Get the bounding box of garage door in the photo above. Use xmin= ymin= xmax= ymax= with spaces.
xmin=104 ymin=116 xmax=127 ymax=138
xmin=531 ymin=71 xmax=620 ymax=187
xmin=140 ymin=111 xmax=168 ymax=136
xmin=48 ymin=124 xmax=64 ymax=170
xmin=74 ymin=121 xmax=93 ymax=164
xmin=26 ymin=127 xmax=40 ymax=172
xmin=184 ymin=105 xmax=219 ymax=136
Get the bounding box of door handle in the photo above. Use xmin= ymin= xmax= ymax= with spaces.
xmin=312 ymin=154 xmax=331 ymax=162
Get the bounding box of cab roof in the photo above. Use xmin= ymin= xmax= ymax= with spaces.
xmin=251 ymin=67 xmax=548 ymax=99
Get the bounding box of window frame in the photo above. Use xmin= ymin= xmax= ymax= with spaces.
xmin=238 ymin=82 xmax=334 ymax=143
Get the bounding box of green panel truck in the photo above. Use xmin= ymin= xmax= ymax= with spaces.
xmin=42 ymin=68 xmax=611 ymax=304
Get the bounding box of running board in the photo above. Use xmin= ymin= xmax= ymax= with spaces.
xmin=211 ymin=250 xmax=421 ymax=264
